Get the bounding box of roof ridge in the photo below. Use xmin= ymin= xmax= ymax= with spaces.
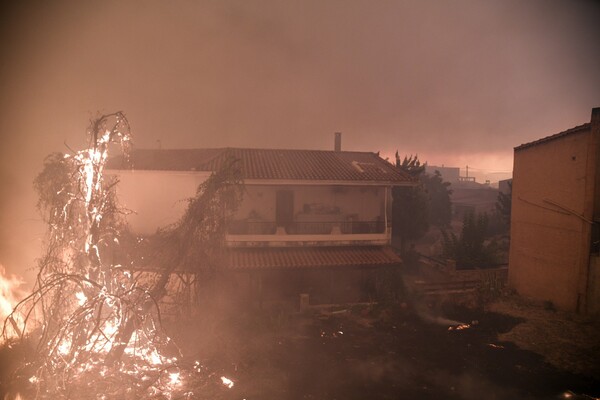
xmin=132 ymin=147 xmax=379 ymax=155
xmin=515 ymin=122 xmax=591 ymax=151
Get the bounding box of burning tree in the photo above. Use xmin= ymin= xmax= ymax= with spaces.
xmin=1 ymin=113 xmax=243 ymax=399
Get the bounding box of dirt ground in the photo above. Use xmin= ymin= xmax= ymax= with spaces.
xmin=2 ymin=293 xmax=598 ymax=399
xmin=487 ymin=296 xmax=600 ymax=381
xmin=172 ymin=297 xmax=600 ymax=400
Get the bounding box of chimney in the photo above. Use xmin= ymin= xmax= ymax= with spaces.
xmin=334 ymin=132 xmax=342 ymax=151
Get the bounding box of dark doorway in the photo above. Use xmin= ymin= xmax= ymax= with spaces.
xmin=276 ymin=190 xmax=294 ymax=229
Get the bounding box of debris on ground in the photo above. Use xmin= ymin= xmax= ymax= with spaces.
xmin=487 ymin=295 xmax=600 ymax=379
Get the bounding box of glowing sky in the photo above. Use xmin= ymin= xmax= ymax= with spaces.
xmin=0 ymin=0 xmax=599 ymax=277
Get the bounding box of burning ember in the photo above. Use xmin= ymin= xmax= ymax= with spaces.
xmin=561 ymin=390 xmax=600 ymax=399
xmin=447 ymin=323 xmax=471 ymax=331
xmin=320 ymin=329 xmax=344 ymax=338
xmin=447 ymin=320 xmax=478 ymax=331
xmin=220 ymin=376 xmax=235 ymax=389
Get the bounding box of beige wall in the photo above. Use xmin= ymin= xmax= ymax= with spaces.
xmin=235 ymin=185 xmax=386 ymax=223
xmin=509 ymin=111 xmax=599 ymax=312
xmin=108 ymin=170 xmax=389 ymax=234
xmin=108 ymin=170 xmax=211 ymax=234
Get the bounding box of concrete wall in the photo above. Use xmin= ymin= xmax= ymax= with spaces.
xmin=508 ymin=109 xmax=599 ymax=312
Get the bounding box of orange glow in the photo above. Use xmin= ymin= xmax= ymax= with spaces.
xmin=0 ymin=265 xmax=26 ymax=341
xmin=380 ymin=150 xmax=513 ymax=184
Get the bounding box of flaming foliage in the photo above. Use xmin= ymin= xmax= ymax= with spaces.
xmin=1 ymin=112 xmax=243 ymax=399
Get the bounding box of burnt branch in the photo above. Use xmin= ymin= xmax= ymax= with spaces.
xmin=2 ymin=113 xmax=243 ymax=399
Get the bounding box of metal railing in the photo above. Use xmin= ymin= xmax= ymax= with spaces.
xmin=227 ymin=220 xmax=386 ymax=235
xmin=227 ymin=221 xmax=277 ymax=235
xmin=339 ymin=220 xmax=385 ymax=234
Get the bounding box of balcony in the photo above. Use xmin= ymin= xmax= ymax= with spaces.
xmin=227 ymin=220 xmax=385 ymax=235
xmin=228 ymin=221 xmax=278 ymax=235
xmin=226 ymin=220 xmax=389 ymax=246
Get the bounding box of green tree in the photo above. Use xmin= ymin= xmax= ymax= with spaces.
xmin=422 ymin=170 xmax=452 ymax=227
xmin=442 ymin=211 xmax=497 ymax=269
xmin=392 ymin=185 xmax=429 ymax=245
xmin=392 ymin=154 xmax=429 ymax=253
xmin=391 ymin=154 xmax=453 ymax=253
xmin=395 ymin=152 xmax=425 ymax=177
xmin=495 ymin=181 xmax=512 ymax=228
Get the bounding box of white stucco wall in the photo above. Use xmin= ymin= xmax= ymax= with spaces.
xmin=108 ymin=170 xmax=390 ymax=234
xmin=107 ymin=170 xmax=211 ymax=234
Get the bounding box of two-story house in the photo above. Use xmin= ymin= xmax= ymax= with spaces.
xmin=107 ymin=145 xmax=415 ymax=306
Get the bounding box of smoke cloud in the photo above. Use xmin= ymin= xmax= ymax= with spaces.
xmin=1 ymin=0 xmax=599 ymax=279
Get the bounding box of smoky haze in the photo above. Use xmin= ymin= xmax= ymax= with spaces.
xmin=0 ymin=0 xmax=599 ymax=279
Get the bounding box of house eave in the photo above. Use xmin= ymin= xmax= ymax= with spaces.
xmin=243 ymin=178 xmax=415 ymax=187
xmin=106 ymin=169 xmax=415 ymax=187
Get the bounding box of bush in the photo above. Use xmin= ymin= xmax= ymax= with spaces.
xmin=442 ymin=212 xmax=498 ymax=269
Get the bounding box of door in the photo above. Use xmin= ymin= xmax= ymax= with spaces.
xmin=276 ymin=190 xmax=294 ymax=229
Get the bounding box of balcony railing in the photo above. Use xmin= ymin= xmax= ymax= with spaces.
xmin=339 ymin=221 xmax=385 ymax=234
xmin=228 ymin=221 xmax=278 ymax=235
xmin=227 ymin=220 xmax=385 ymax=235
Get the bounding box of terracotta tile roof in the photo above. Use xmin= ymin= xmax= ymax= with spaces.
xmin=107 ymin=148 xmax=414 ymax=184
xmin=107 ymin=148 xmax=222 ymax=171
xmin=514 ymin=123 xmax=591 ymax=151
xmin=225 ymin=246 xmax=401 ymax=270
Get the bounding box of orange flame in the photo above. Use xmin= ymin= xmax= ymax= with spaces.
xmin=0 ymin=265 xmax=26 ymax=341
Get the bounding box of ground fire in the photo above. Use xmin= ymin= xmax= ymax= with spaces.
xmin=0 ymin=266 xmax=26 ymax=340
xmin=0 ymin=113 xmax=242 ymax=399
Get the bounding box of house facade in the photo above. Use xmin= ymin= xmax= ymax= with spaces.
xmin=107 ymin=147 xmax=415 ymax=305
xmin=508 ymin=108 xmax=600 ymax=313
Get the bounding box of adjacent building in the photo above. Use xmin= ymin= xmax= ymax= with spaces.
xmin=498 ymin=178 xmax=512 ymax=195
xmin=508 ymin=108 xmax=600 ymax=313
xmin=425 ymin=165 xmax=460 ymax=184
xmin=450 ymin=185 xmax=500 ymax=218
